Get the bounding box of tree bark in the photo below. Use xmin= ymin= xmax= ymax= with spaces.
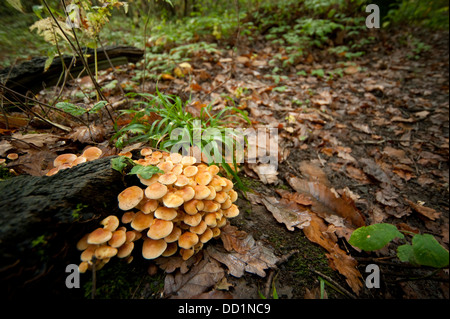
xmin=0 ymin=156 xmax=128 ymax=299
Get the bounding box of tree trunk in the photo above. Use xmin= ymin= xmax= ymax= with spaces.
xmin=0 ymin=156 xmax=128 ymax=299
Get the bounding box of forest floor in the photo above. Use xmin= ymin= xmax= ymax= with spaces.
xmin=1 ymin=21 xmax=449 ymax=300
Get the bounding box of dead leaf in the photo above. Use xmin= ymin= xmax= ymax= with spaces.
xmin=207 ymin=240 xmax=279 ymax=278
xmin=405 ymin=199 xmax=441 ymax=221
xmin=287 ymin=176 xmax=365 ymax=228
xmin=299 ymin=160 xmax=330 ymax=186
xmin=164 ymin=253 xmax=225 ymax=298
xmin=260 ymin=196 xmax=311 ymax=231
xmin=359 ymin=158 xmax=391 ymax=184
xmin=220 ymin=224 xmax=254 ymax=253
xmin=302 ymin=214 xmax=362 ymax=294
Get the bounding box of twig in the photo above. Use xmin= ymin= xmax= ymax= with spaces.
xmin=311 ymin=269 xmax=357 ymax=299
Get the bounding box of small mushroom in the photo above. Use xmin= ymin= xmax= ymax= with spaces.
xmin=147 ymin=219 xmax=174 ymax=240
xmin=159 ymin=172 xmax=177 ymax=185
xmin=184 ymin=199 xmax=205 ymax=215
xmin=118 ymin=186 xmax=144 ymax=210
xmin=87 ymin=228 xmax=112 ymax=245
xmin=162 ymin=192 xmax=184 ymax=208
xmin=117 ymin=242 xmax=134 ymax=258
xmin=223 ymin=204 xmax=239 ymax=218
xmin=178 ymin=231 xmax=199 ymax=249
xmin=54 ymin=153 xmax=77 ymax=168
xmin=190 ymin=220 xmax=207 ymax=235
xmin=95 ymin=245 xmax=118 ymax=259
xmin=195 ymin=171 xmax=212 ymax=186
xmin=154 ymin=206 xmax=178 ymax=220
xmin=121 ymin=211 xmax=135 ymax=224
xmin=200 ymin=228 xmax=214 ymax=243
xmin=130 ymin=211 xmax=154 ymax=231
xmin=183 ymin=165 xmax=198 ymax=177
xmin=175 ymin=186 xmax=195 ymax=202
xmin=162 ymin=242 xmax=178 ymax=257
xmin=183 ymin=212 xmax=202 ymax=227
xmin=101 ymin=215 xmax=120 ymax=232
xmin=82 ymin=146 xmax=102 ymax=161
xmin=108 ymin=229 xmax=127 ymax=248
xmin=142 ymin=238 xmax=167 ymax=259
xmin=180 ymin=248 xmax=195 ymax=261
xmin=193 ymin=185 xmax=211 ymax=200
xmin=144 ymin=182 xmax=168 ymax=200
xmin=164 ymin=226 xmax=182 ymax=243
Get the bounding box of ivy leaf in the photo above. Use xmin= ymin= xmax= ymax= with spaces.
xmin=348 ymin=223 xmax=404 ymax=251
xmin=409 ymin=234 xmax=449 ymax=268
xmin=55 ymin=102 xmax=87 ymax=116
xmin=129 ymin=165 xmax=163 ymax=179
xmin=110 ymin=156 xmax=134 ymax=174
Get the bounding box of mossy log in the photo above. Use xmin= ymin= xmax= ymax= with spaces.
xmin=0 ymin=156 xmax=126 ymax=299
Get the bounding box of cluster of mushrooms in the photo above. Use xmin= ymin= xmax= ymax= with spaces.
xmin=76 ymin=148 xmax=239 ymax=273
xmin=46 ymin=146 xmax=103 ymax=176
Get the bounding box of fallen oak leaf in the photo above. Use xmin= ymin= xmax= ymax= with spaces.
xmin=287 ymin=176 xmax=366 ymax=229
xmin=404 ymin=199 xmax=441 ymax=221
xmin=260 ymin=196 xmax=311 ymax=231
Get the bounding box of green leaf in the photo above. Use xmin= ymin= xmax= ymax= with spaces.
xmin=129 ymin=165 xmax=163 ymax=180
xmin=55 ymin=102 xmax=87 ymax=116
xmin=397 ymin=244 xmax=415 ymax=264
xmin=89 ymin=101 xmax=108 ymax=114
xmin=6 ymin=0 xmax=24 ymax=12
xmin=410 ymin=234 xmax=449 ymax=268
xmin=348 ymin=223 xmax=404 ymax=251
xmin=110 ymin=156 xmax=134 ymax=174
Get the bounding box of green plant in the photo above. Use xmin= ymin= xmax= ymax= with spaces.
xmin=112 ymin=88 xmax=251 ymax=188
xmin=349 ymin=223 xmax=449 ymax=268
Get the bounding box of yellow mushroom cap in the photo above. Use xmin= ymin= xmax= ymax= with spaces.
xmin=223 ymin=204 xmax=239 ymax=218
xmin=181 ymin=156 xmax=197 ymax=166
xmin=222 ymin=178 xmax=234 ymax=192
xmin=195 ymin=171 xmax=212 ymax=186
xmin=204 ymin=213 xmax=218 ymax=227
xmin=157 ymin=161 xmax=174 ymax=173
xmin=203 ymin=200 xmax=220 ymax=213
xmin=131 ymin=211 xmax=154 ymax=231
xmin=154 ymin=206 xmax=178 ymax=220
xmin=139 ymin=199 xmax=159 ymax=214
xmin=101 ymin=215 xmax=120 ymax=232
xmin=95 ymin=245 xmax=118 ymax=259
xmin=162 ymin=242 xmax=178 ymax=257
xmin=139 ymin=174 xmax=159 ymax=186
xmin=178 ymin=231 xmax=199 ymax=249
xmin=78 ymin=261 xmax=89 ymax=273
xmin=183 ymin=199 xmax=205 ymax=215
xmin=190 ymin=220 xmax=207 ymax=235
xmin=205 ymin=186 xmax=217 ymax=200
xmin=118 ymin=186 xmax=144 ymax=210
xmin=80 ymin=246 xmax=96 ymax=261
xmin=145 ymin=182 xmax=168 ymax=200
xmin=214 ymin=191 xmax=229 ymax=204
xmin=193 ymin=185 xmax=211 ymax=200
xmin=200 ymin=228 xmax=214 ymax=243
xmin=180 ymin=248 xmax=195 ymax=261
xmin=159 ymin=172 xmax=177 ymax=185
xmin=221 ymin=198 xmax=232 ymax=210
xmin=147 ymin=219 xmax=174 ymax=240
xmin=117 ymin=242 xmax=134 ymax=258
xmin=175 ymin=174 xmax=189 ymax=187
xmin=183 ymin=165 xmax=198 ymax=177
xmin=142 ymin=238 xmax=167 ymax=259
xmin=183 ymin=212 xmax=202 ymax=227
xmin=54 ymin=153 xmax=77 ymax=168
xmin=162 ymin=192 xmax=184 ymax=208
xmin=207 ymin=165 xmax=220 ymax=175
xmin=87 ymin=228 xmax=112 ymax=244
xmin=175 ymin=186 xmax=195 ymax=202
xmin=108 ymin=229 xmax=127 ymax=248
xmin=71 ymin=156 xmax=87 ymax=167
xmin=169 ymin=153 xmax=183 ymax=164
xmin=76 ymin=234 xmax=90 ymax=251
xmin=121 ymin=211 xmax=135 ymax=224
xmin=164 ymin=226 xmax=182 ymax=243
xmin=82 ymin=146 xmax=102 ymax=161
xmin=172 ymin=163 xmax=184 ymax=175
xmin=140 ymin=148 xmax=153 ymax=156
xmin=228 ymin=189 xmax=238 ymax=202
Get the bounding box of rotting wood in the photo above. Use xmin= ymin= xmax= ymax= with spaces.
xmin=0 ymin=156 xmax=127 ymax=299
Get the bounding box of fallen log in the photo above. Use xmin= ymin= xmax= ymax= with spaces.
xmin=0 ymin=156 xmax=128 ymax=299
xmin=0 ymin=45 xmax=144 ymax=99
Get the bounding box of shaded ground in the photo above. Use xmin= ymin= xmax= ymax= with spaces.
xmin=1 ymin=18 xmax=448 ymax=299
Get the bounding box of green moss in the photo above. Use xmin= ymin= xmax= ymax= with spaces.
xmin=82 ymin=259 xmax=165 ymax=299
